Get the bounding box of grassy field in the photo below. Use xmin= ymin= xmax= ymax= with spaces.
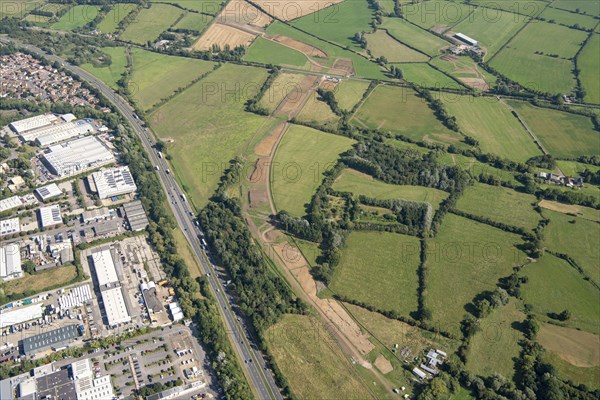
xmin=507 ymin=101 xmax=599 ymax=158
xmin=332 ymin=168 xmax=449 ymax=210
xmin=334 ymin=79 xmax=370 ymax=111
xmin=352 ymin=85 xmax=463 ymax=146
xmin=451 ymin=6 xmax=527 ymax=58
xmin=505 ymin=21 xmax=587 ymax=58
xmin=80 ymin=47 xmax=128 ymax=90
xmin=400 ymin=63 xmax=463 ymax=89
xmin=578 ymin=34 xmax=600 ymax=104
xmin=542 ymin=209 xmax=600 ymax=283
xmin=129 ymin=48 xmax=216 ymax=111
xmin=542 ymin=337 xmax=600 ymax=390
xmin=295 ymin=91 xmax=340 ymax=130
xmin=120 ymin=4 xmax=183 ymax=44
xmin=428 ymin=214 xmax=527 ymax=335
xmin=271 ymin=124 xmax=355 ymax=215
xmin=551 ymin=0 xmax=600 ymax=15
xmin=441 ymin=95 xmax=541 ymax=162
xmin=471 ymin=0 xmax=549 ymax=17
xmin=539 ymin=7 xmax=598 ymax=30
xmin=403 ymin=0 xmax=472 ymax=31
xmin=456 ymin=183 xmax=540 ymax=230
xmin=172 ymin=12 xmax=213 ymax=33
xmin=466 ymin=299 xmax=525 ymax=378
xmin=290 ymin=0 xmax=374 ymax=52
xmin=366 ymin=30 xmax=430 ymax=62
xmin=97 ymin=4 xmax=136 ymax=33
xmin=265 ymin=314 xmax=374 ymax=400
xmin=0 ymin=0 xmax=42 ymax=18
xmin=172 ymin=227 xmax=203 ymax=278
xmin=381 ymin=17 xmax=450 ymax=56
xmin=556 ymin=160 xmax=600 ymax=177
xmin=257 ymin=72 xmax=306 ymax=114
xmin=295 ymin=238 xmax=320 ymax=267
xmin=435 ymin=151 xmax=520 ymax=186
xmin=520 ymin=254 xmax=599 ymax=334
xmin=149 ymin=64 xmax=270 ymax=209
xmin=243 ymin=37 xmax=309 ymax=69
xmin=53 ymin=5 xmax=101 ymax=30
xmin=429 ymin=55 xmax=497 ymax=90
xmin=265 ymin=21 xmax=386 ymax=80
xmin=151 ymin=0 xmax=223 ymax=14
xmin=4 ymin=265 xmax=77 ymax=295
xmin=330 ymin=231 xmax=421 ymax=317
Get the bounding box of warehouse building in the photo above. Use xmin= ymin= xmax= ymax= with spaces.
xmin=0 ymin=243 xmax=22 ymax=281
xmin=0 ymin=304 xmax=43 ymax=329
xmin=38 ymin=204 xmax=63 ymax=228
xmin=81 ymin=207 xmax=113 ymax=223
xmin=89 ymin=166 xmax=137 ymax=199
xmin=453 ymin=32 xmax=478 ymax=46
xmin=123 ymin=200 xmax=149 ymax=231
xmin=9 ymin=114 xmax=58 ymax=134
xmin=0 ymin=195 xmax=24 ymax=213
xmin=20 ymin=324 xmax=80 ymax=355
xmin=42 ymin=136 xmax=115 ymax=177
xmin=20 ymin=120 xmax=95 ymax=146
xmin=35 ymin=183 xmax=63 ymax=202
xmin=0 ymin=217 xmax=20 ymax=237
xmin=90 ymin=248 xmax=131 ymax=327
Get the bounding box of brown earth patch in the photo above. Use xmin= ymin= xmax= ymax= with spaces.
xmin=272 ymin=35 xmax=327 ymax=58
xmin=330 ymin=58 xmax=355 ymax=76
xmin=374 ymin=354 xmax=394 ymax=374
xmin=538 ymin=199 xmax=598 ymax=221
xmin=193 ymin=23 xmax=255 ymax=51
xmin=217 ymin=0 xmax=272 ymax=28
xmin=460 ymin=77 xmax=489 ymax=91
xmin=538 ymin=324 xmax=600 ymax=368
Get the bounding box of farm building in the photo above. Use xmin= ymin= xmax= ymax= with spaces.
xmin=38 ymin=204 xmax=63 ymax=228
xmin=412 ymin=367 xmax=427 ymax=380
xmin=9 ymin=114 xmax=58 ymax=135
xmin=90 ymin=248 xmax=131 ymax=326
xmin=453 ymin=32 xmax=478 ymax=46
xmin=0 ymin=217 xmax=20 ymax=237
xmin=89 ymin=166 xmax=137 ymax=199
xmin=42 ymin=136 xmax=115 ymax=177
xmin=20 ymin=120 xmax=95 ymax=146
xmin=35 ymin=183 xmax=63 ymax=202
xmin=0 ymin=243 xmax=22 ymax=281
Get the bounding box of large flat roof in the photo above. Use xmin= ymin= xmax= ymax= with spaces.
xmin=90 ymin=248 xmax=118 ymax=286
xmin=0 ymin=217 xmax=20 ymax=237
xmin=0 ymin=196 xmax=23 ymax=213
xmin=35 ymin=183 xmax=63 ymax=201
xmin=101 ymin=286 xmax=131 ymax=326
xmin=38 ymin=204 xmax=62 ymax=227
xmin=0 ymin=304 xmax=43 ymax=329
xmin=43 ymin=136 xmax=114 ymax=177
xmin=20 ymin=324 xmax=79 ymax=355
xmin=0 ymin=243 xmax=21 ymax=279
xmin=21 ymin=120 xmax=94 ymax=146
xmin=91 ymin=166 xmax=137 ymax=199
xmin=9 ymin=114 xmax=58 ymax=134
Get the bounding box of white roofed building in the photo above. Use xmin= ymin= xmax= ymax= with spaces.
xmin=0 ymin=217 xmax=20 ymax=237
xmin=0 ymin=244 xmax=22 ymax=281
xmin=35 ymin=183 xmax=63 ymax=201
xmin=90 ymin=249 xmax=119 ymax=286
xmin=454 ymin=32 xmax=478 ymax=46
xmin=42 ymin=136 xmax=115 ymax=177
xmin=9 ymin=114 xmax=58 ymax=134
xmin=101 ymin=286 xmax=131 ymax=326
xmin=0 ymin=304 xmax=43 ymax=329
xmin=90 ymin=248 xmax=131 ymax=327
xmin=21 ymin=120 xmax=95 ymax=147
xmin=0 ymin=196 xmax=24 ymax=213
xmin=90 ymin=166 xmax=137 ymax=199
xmin=38 ymin=204 xmax=62 ymax=227
xmin=71 ymin=359 xmax=115 ymax=400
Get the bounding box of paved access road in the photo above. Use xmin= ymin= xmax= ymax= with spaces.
xmin=1 ymin=37 xmax=282 ymax=400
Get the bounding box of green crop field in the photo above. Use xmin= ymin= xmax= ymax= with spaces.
xmin=507 ymin=101 xmax=599 ymax=158
xmin=352 ymin=85 xmax=463 ymax=146
xmin=129 ymin=48 xmax=216 ymax=111
xmin=172 ymin=12 xmax=213 ymax=33
xmin=257 ymin=72 xmax=306 ymax=114
xmin=429 ymin=55 xmax=497 ymax=90
xmin=120 ymin=4 xmax=183 ymax=44
xmin=503 ymin=21 xmax=587 ymax=59
xmin=52 ymin=5 xmax=101 ymax=30
xmin=97 ymin=4 xmax=136 ymax=33
xmin=542 ymin=209 xmax=600 ymax=283
xmin=399 ymin=63 xmax=463 ymax=89
xmin=578 ymin=34 xmax=600 ymax=104
xmin=520 ymin=254 xmax=599 ymax=334
xmin=403 ymin=0 xmax=472 ymax=31
xmin=428 ymin=214 xmax=527 ymax=334
xmin=539 ymin=7 xmax=598 ymax=30
xmin=265 ymin=314 xmax=374 ymax=400
xmin=381 ymin=17 xmax=450 ymax=56
xmin=271 ymin=124 xmax=355 ymax=216
xmin=551 ymin=0 xmax=600 ymax=15
xmin=291 ymin=0 xmax=374 ymax=52
xmin=332 ymin=168 xmax=449 ymax=210
xmin=456 ymin=183 xmax=540 ymax=230
xmin=80 ymin=47 xmax=128 ymax=90
xmin=441 ymin=95 xmax=541 ymax=162
xmin=151 ymin=0 xmax=223 ymax=14
xmin=466 ymin=300 xmax=525 ymax=378
xmin=149 ymin=64 xmax=270 ymax=209
xmin=295 ymin=92 xmax=340 ymax=131
xmin=243 ymin=37 xmax=309 ymax=69
xmin=330 ymin=231 xmax=420 ymax=317
xmin=451 ymin=6 xmax=527 ymax=58
xmin=471 ymin=0 xmax=549 ymax=17
xmin=334 ymin=79 xmax=369 ymax=111
xmin=366 ymin=30 xmax=430 ymax=63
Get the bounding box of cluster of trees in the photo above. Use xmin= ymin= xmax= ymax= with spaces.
xmin=246 ymin=67 xmax=279 ymax=115
xmin=138 ymin=379 xmax=184 ymax=398
xmin=527 ymin=154 xmax=556 ymax=169
xmin=357 ymin=195 xmax=433 ymax=231
xmin=316 ymin=88 xmax=341 ymax=116
xmin=471 ymin=288 xmax=510 ymax=318
xmin=537 ymin=186 xmax=599 ymax=208
xmin=415 ymin=88 xmax=460 ymax=132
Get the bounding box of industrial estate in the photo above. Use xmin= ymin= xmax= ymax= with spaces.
xmin=0 ymin=0 xmax=599 ymax=400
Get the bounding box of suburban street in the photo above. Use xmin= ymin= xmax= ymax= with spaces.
xmin=1 ymin=37 xmax=282 ymax=400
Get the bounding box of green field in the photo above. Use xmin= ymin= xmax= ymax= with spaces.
xmin=295 ymin=92 xmax=340 ymax=130
xmin=129 ymin=48 xmax=216 ymax=110
xmin=543 ymin=345 xmax=600 ymax=390
xmin=456 ymin=183 xmax=540 ymax=230
xmin=551 ymin=0 xmax=600 ymax=15
xmin=521 ymin=254 xmax=599 ymax=334
xmin=430 ymin=55 xmax=497 ymax=90
xmin=257 ymin=72 xmax=306 ymax=114
xmin=265 ymin=314 xmax=374 ymax=400
xmin=332 ymin=168 xmax=449 ymax=210
xmin=507 ymin=100 xmax=599 ymax=158
xmin=442 ymin=95 xmax=541 ymax=162
xmin=542 ymin=209 xmax=600 ymax=283
xmin=435 ymin=151 xmax=520 ymax=185
xmin=451 ymin=6 xmax=527 ymax=57
xmin=428 ymin=214 xmax=527 ymax=334
xmin=0 ymin=0 xmax=43 ymax=18
xmin=403 ymin=0 xmax=472 ymax=31
xmin=149 ymin=64 xmax=270 ymax=209
xmin=291 ymin=0 xmax=374 ymax=52
xmin=97 ymin=4 xmax=136 ymax=33
xmin=505 ymin=21 xmax=587 ymax=58
xmin=556 ymin=160 xmax=600 ymax=177
xmin=466 ymin=299 xmax=525 ymax=378
xmin=381 ymin=17 xmax=450 ymax=56
xmin=578 ymin=34 xmax=600 ymax=104
xmin=330 ymin=231 xmax=420 ymax=317
xmin=271 ymin=124 xmax=355 ymax=216
xmin=172 ymin=11 xmax=213 ymax=33
xmin=151 ymin=0 xmax=223 ymax=14
xmin=120 ymin=4 xmax=183 ymax=44
xmin=352 ymin=85 xmax=463 ymax=145
xmin=366 ymin=30 xmax=430 ymax=63
xmin=399 ymin=63 xmax=463 ymax=89
xmin=471 ymin=0 xmax=549 ymax=17
xmin=4 ymin=265 xmax=78 ymax=296
xmin=334 ymin=79 xmax=370 ymax=111
xmin=539 ymin=7 xmax=598 ymax=30
xmin=243 ymin=37 xmax=309 ymax=69
xmin=52 ymin=5 xmax=101 ymax=30
xmin=23 ymin=14 xmax=51 ymax=25
xmin=80 ymin=47 xmax=128 ymax=90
